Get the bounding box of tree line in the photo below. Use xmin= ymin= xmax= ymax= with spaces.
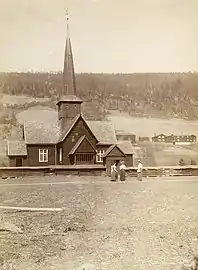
xmin=0 ymin=72 xmax=198 ymax=120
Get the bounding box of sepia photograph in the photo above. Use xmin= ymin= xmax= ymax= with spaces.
xmin=0 ymin=0 xmax=198 ymax=269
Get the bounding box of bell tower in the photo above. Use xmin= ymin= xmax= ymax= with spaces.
xmin=57 ymin=10 xmax=83 ymax=132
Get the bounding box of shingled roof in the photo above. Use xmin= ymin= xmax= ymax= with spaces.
xmin=117 ymin=141 xmax=134 ymax=155
xmin=56 ymin=95 xmax=83 ymax=105
xmin=24 ymin=120 xmax=60 ymax=144
xmin=7 ymin=140 xmax=27 ymax=156
xmin=102 ymin=144 xmax=126 ymax=158
xmin=21 ymin=112 xmax=117 ymax=146
xmin=87 ymin=121 xmax=117 ymax=145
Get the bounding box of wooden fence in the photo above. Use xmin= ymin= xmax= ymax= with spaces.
xmin=0 ymin=165 xmax=198 ymax=178
xmin=0 ymin=165 xmax=106 ymax=178
xmin=126 ymin=165 xmax=198 ymax=177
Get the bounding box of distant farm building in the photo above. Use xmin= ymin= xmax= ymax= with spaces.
xmin=152 ymin=134 xmax=166 ymax=142
xmin=152 ymin=134 xmax=196 ymax=144
xmin=116 ymin=131 xmax=136 ymax=144
xmin=173 ymin=135 xmax=196 ymax=145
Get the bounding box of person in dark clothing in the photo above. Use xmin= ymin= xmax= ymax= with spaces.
xmin=120 ymin=160 xmax=126 ymax=181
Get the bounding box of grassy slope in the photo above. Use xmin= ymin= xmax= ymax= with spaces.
xmin=1 ymin=72 xmax=198 ymax=120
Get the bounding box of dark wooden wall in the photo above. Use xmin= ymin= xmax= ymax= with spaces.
xmin=27 ymin=145 xmax=56 ymax=166
xmin=125 ymin=155 xmax=133 ymax=167
xmin=9 ymin=156 xmax=28 ymax=167
xmin=61 ymin=117 xmax=98 ymax=165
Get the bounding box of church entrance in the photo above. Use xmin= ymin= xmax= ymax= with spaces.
xmin=68 ymin=136 xmax=97 ymax=165
xmin=74 ymin=153 xmax=95 ymax=164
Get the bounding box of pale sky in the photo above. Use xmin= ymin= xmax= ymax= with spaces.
xmin=0 ymin=0 xmax=198 ymax=73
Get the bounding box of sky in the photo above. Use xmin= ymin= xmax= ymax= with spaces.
xmin=0 ymin=0 xmax=198 ymax=73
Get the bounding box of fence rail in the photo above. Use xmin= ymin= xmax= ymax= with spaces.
xmin=0 ymin=165 xmax=198 ymax=178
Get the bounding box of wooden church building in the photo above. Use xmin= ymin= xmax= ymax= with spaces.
xmin=7 ymin=16 xmax=133 ymax=167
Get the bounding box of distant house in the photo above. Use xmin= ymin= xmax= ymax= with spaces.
xmin=116 ymin=131 xmax=136 ymax=144
xmin=152 ymin=134 xmax=166 ymax=143
xmin=152 ymin=134 xmax=197 ymax=144
xmin=189 ymin=135 xmax=196 ymax=142
xmin=173 ymin=135 xmax=196 ymax=145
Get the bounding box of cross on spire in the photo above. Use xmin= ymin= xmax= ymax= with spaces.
xmin=65 ymin=9 xmax=70 ymax=37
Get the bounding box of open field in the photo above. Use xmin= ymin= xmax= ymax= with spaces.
xmin=136 ymin=142 xmax=198 ymax=166
xmin=0 ymin=94 xmax=50 ymax=106
xmin=108 ymin=111 xmax=198 ymax=138
xmin=0 ymin=176 xmax=198 ymax=270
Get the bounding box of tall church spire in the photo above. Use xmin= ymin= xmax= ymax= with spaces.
xmin=62 ymin=10 xmax=77 ymax=96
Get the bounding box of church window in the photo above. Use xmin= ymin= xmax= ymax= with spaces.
xmin=96 ymin=150 xmax=105 ymax=163
xmin=39 ymin=149 xmax=48 ymax=162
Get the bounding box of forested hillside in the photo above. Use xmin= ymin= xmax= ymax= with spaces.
xmin=0 ymin=72 xmax=198 ymax=120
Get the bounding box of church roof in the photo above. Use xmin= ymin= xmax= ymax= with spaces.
xmin=24 ymin=120 xmax=60 ymax=144
xmin=7 ymin=140 xmax=27 ymax=156
xmin=22 ymin=112 xmax=117 ymax=146
xmin=102 ymin=144 xmax=126 ymax=158
xmin=56 ymin=95 xmax=83 ymax=104
xmin=117 ymin=141 xmax=134 ymax=155
xmin=87 ymin=121 xmax=117 ymax=145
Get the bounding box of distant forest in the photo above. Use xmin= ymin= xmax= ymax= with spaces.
xmin=0 ymin=72 xmax=198 ymax=120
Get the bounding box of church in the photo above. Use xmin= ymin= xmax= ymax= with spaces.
xmin=7 ymin=16 xmax=133 ymax=168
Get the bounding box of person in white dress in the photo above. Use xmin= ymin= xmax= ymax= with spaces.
xmin=137 ymin=160 xmax=143 ymax=181
xmin=111 ymin=160 xmax=120 ymax=181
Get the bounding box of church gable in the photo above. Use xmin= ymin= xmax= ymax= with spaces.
xmin=103 ymin=145 xmax=126 ymax=158
xmin=59 ymin=114 xmax=98 ymax=145
xmin=68 ymin=136 xmax=96 ymax=155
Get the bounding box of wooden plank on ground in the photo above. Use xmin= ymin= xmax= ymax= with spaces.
xmin=0 ymin=206 xmax=62 ymax=212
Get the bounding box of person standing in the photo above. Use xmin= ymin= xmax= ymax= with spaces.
xmin=120 ymin=160 xmax=126 ymax=181
xmin=111 ymin=160 xmax=120 ymax=181
xmin=137 ymin=160 xmax=143 ymax=181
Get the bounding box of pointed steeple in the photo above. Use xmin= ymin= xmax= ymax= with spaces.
xmin=62 ymin=10 xmax=77 ymax=96
xmin=57 ymin=10 xmax=82 ymax=132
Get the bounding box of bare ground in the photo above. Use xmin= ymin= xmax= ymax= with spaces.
xmin=0 ymin=176 xmax=198 ymax=270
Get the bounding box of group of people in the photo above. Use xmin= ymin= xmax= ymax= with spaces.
xmin=110 ymin=160 xmax=143 ymax=182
